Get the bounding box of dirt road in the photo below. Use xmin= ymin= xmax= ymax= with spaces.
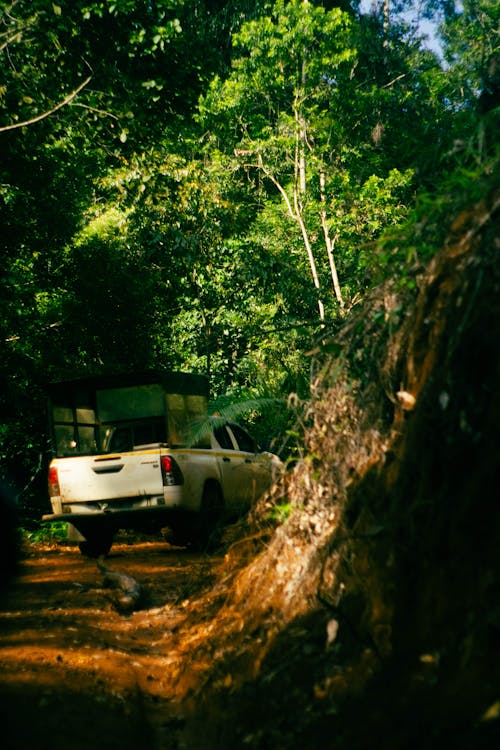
xmin=0 ymin=536 xmax=225 ymax=750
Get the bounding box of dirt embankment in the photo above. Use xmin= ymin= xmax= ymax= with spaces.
xmin=171 ymin=188 xmax=500 ymax=750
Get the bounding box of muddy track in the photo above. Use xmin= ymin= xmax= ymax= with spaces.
xmin=0 ymin=537 xmax=225 ymax=750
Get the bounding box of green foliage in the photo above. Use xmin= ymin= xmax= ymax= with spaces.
xmin=372 ymin=152 xmax=499 ymax=290
xmin=197 ymin=0 xmax=456 ymax=314
xmin=21 ymin=521 xmax=68 ymax=544
xmin=268 ymin=501 xmax=294 ymax=524
xmin=440 ymin=0 xmax=499 ymax=92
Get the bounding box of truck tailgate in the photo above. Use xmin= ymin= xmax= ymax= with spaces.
xmin=55 ymin=450 xmax=162 ymax=502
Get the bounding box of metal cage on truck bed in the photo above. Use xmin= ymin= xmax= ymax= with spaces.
xmin=46 ymin=370 xmax=210 ymax=458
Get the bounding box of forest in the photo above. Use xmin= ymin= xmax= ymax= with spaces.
xmin=0 ymin=0 xmax=495 ymax=509
xmin=0 ymin=1 xmax=499 ymax=748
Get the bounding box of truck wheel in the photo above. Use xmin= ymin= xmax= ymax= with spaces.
xmin=78 ymin=530 xmax=114 ymax=558
xmin=195 ymin=482 xmax=224 ymax=551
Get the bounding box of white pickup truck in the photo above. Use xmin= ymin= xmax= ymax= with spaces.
xmin=42 ymin=371 xmax=282 ymax=556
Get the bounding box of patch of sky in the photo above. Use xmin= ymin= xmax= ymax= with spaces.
xmin=358 ymin=0 xmax=445 ymax=59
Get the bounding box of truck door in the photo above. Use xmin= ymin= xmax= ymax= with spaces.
xmin=225 ymin=423 xmax=268 ymax=504
xmin=212 ymin=424 xmax=252 ymax=513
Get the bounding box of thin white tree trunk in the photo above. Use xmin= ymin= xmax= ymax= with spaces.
xmin=319 ymin=170 xmax=344 ymax=309
xmin=257 ymin=154 xmax=325 ymax=321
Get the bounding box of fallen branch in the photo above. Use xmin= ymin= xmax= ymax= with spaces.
xmin=97 ymin=557 xmax=144 ymax=614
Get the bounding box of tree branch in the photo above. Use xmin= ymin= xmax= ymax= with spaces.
xmin=69 ymin=102 xmax=119 ymax=120
xmin=382 ymin=73 xmax=406 ymax=89
xmin=0 ymin=74 xmax=92 ymax=133
xmin=0 ymin=30 xmax=23 ymax=53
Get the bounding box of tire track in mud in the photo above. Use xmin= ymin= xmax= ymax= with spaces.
xmin=0 ymin=539 xmax=223 ymax=749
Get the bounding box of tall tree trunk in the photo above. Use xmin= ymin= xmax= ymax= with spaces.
xmin=257 ymin=154 xmax=325 ymax=322
xmin=297 ymin=61 xmax=307 ymax=196
xmin=319 ymin=170 xmax=344 ymax=309
xmin=383 ymin=0 xmax=390 ymax=47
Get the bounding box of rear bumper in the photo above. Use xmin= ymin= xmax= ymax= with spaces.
xmin=42 ymin=505 xmax=179 ymax=530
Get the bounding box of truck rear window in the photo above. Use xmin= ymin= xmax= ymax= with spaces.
xmin=52 ymin=403 xmax=98 ymax=456
xmin=106 ymin=420 xmax=167 ymax=453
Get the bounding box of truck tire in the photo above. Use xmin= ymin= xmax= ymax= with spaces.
xmin=195 ymin=482 xmax=225 ymax=551
xmin=78 ymin=529 xmax=114 ymax=558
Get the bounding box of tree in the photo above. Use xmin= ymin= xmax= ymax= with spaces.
xmin=438 ymin=0 xmax=499 ymax=158
xmin=199 ymin=0 xmax=359 ymax=319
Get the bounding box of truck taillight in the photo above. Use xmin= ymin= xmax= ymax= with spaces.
xmin=160 ymin=455 xmax=183 ymax=486
xmin=48 ymin=466 xmax=60 ymax=497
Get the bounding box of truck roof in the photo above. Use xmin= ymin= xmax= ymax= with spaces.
xmin=45 ymin=370 xmax=209 ymax=398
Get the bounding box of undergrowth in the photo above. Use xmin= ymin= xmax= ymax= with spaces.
xmin=21 ymin=521 xmax=68 ymax=544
